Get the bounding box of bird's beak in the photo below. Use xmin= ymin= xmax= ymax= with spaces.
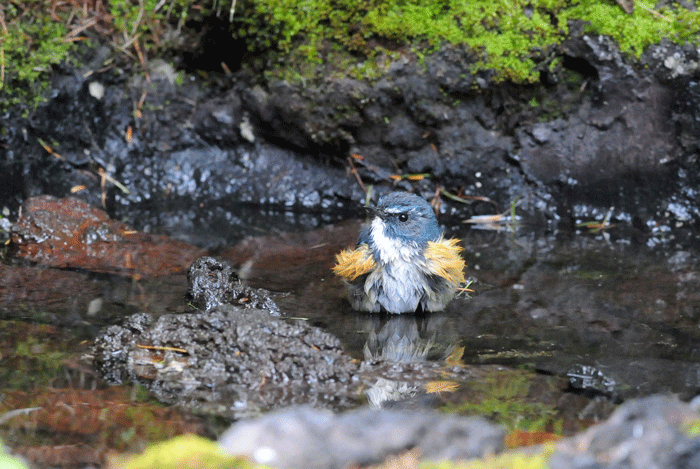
xmin=366 ymin=205 xmax=385 ymax=220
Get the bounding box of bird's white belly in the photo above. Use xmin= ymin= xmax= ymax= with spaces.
xmin=364 ymin=221 xmax=428 ymax=312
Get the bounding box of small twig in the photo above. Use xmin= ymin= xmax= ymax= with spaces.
xmin=229 ymin=0 xmax=237 ymax=22
xmin=0 ymin=8 xmax=6 ymax=36
xmin=456 ymin=279 xmax=475 ymax=298
xmin=577 ymin=207 xmax=616 ymax=233
xmin=133 ymin=39 xmax=150 ymax=83
xmin=0 ymin=8 xmax=6 ymax=89
xmin=136 ymin=344 xmax=188 ymax=354
xmin=65 ymin=16 xmax=98 ymax=40
xmin=134 ymin=88 xmax=147 ymax=118
xmin=464 ymin=213 xmax=510 ymax=224
xmin=363 ymin=185 xmax=373 ymax=206
xmin=131 ymin=0 xmax=146 ymax=37
xmin=638 ymin=4 xmax=672 ymax=21
xmin=464 ymin=199 xmax=523 ymax=228
xmin=118 ymin=31 xmax=140 ymax=52
xmin=347 ymin=155 xmax=367 ymax=193
xmin=0 ymin=46 xmax=4 ymax=91
xmin=0 ymin=407 xmax=42 ymax=426
xmin=439 ymin=188 xmax=500 ymax=212
xmin=389 ymin=173 xmax=431 ymax=181
xmin=38 ymin=138 xmax=64 ymax=159
xmin=429 ymin=185 xmax=441 ymax=213
xmin=98 ymin=167 xmax=130 ymax=194
xmin=154 ymin=0 xmax=168 ymax=13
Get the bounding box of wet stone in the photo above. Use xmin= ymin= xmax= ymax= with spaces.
xmin=186 ymin=256 xmax=280 ymax=314
xmin=92 ymin=305 xmax=361 ymax=418
xmin=549 ymin=395 xmax=700 ymax=469
xmin=218 ymin=405 xmax=505 ymax=469
xmin=10 ymin=195 xmax=205 ymax=277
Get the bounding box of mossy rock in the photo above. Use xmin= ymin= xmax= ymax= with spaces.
xmin=235 ymin=0 xmax=700 ymax=83
xmin=3 ymin=0 xmax=700 ymax=110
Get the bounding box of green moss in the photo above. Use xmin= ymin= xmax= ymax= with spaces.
xmin=1 ymin=2 xmax=74 ymax=108
xmin=112 ymin=434 xmax=267 ymax=469
xmin=683 ymin=419 xmax=700 ymax=437
xmin=234 ymin=0 xmax=700 ymax=84
xmin=565 ymin=1 xmax=700 ymax=57
xmin=3 ymin=0 xmax=700 ymax=111
xmin=0 ymin=452 xmax=30 ymax=469
xmin=0 ymin=0 xmax=207 ymax=110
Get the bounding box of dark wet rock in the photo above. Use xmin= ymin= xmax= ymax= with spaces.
xmin=565 ymin=359 xmax=700 ymax=402
xmin=10 ymin=195 xmax=205 ymax=276
xmin=92 ymin=305 xmax=361 ymax=418
xmin=673 ymin=80 xmax=700 ymax=155
xmin=0 ymin=61 xmax=366 ymax=248
xmin=218 ymin=406 xmax=505 ymax=469
xmin=517 ymin=35 xmax=686 ymax=221
xmin=517 ymin=81 xmax=678 ymax=183
xmin=186 ymin=256 xmax=279 ymax=314
xmin=424 ymin=46 xmax=478 ymax=95
xmin=562 ymin=35 xmax=639 ymax=94
xmin=644 ymin=41 xmax=700 ymax=83
xmin=549 ymin=395 xmax=700 ymax=469
xmin=90 ymin=247 xmax=495 ymax=416
xmin=3 ymin=35 xmax=700 ymax=240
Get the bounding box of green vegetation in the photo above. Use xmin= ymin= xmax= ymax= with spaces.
xmin=111 ymin=434 xmax=267 ymax=469
xmin=0 ymin=0 xmax=207 ymax=110
xmin=0 ymin=2 xmax=74 ymax=108
xmin=237 ymin=0 xmax=700 ymax=82
xmin=683 ymin=419 xmax=700 ymax=438
xmin=0 ymin=447 xmax=30 ymax=469
xmin=1 ymin=0 xmax=700 ymax=109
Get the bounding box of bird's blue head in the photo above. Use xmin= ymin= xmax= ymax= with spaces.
xmin=364 ymin=192 xmax=442 ymax=248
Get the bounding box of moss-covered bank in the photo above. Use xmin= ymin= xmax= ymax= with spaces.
xmin=2 ymin=0 xmax=700 ymax=109
xmin=239 ymin=0 xmax=700 ymax=82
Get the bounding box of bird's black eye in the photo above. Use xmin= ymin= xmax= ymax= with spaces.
xmin=398 ymin=213 xmax=409 ymax=222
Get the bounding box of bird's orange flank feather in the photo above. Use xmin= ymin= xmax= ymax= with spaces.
xmin=333 ymin=244 xmax=376 ymax=281
xmin=425 ymin=238 xmax=466 ymax=285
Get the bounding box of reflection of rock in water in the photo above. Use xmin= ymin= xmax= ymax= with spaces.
xmin=93 ymin=257 xmax=361 ymax=417
xmin=93 ymin=306 xmax=361 ymax=417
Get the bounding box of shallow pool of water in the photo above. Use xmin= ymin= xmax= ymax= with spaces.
xmin=2 ymin=215 xmax=700 ymax=464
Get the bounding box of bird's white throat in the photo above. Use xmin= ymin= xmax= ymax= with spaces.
xmin=369 ymin=217 xmax=419 ymax=264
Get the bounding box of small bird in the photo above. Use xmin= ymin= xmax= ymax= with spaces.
xmin=333 ymin=192 xmax=465 ymax=314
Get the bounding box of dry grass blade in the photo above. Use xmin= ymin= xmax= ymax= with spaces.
xmin=0 ymin=7 xmax=6 ymax=88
